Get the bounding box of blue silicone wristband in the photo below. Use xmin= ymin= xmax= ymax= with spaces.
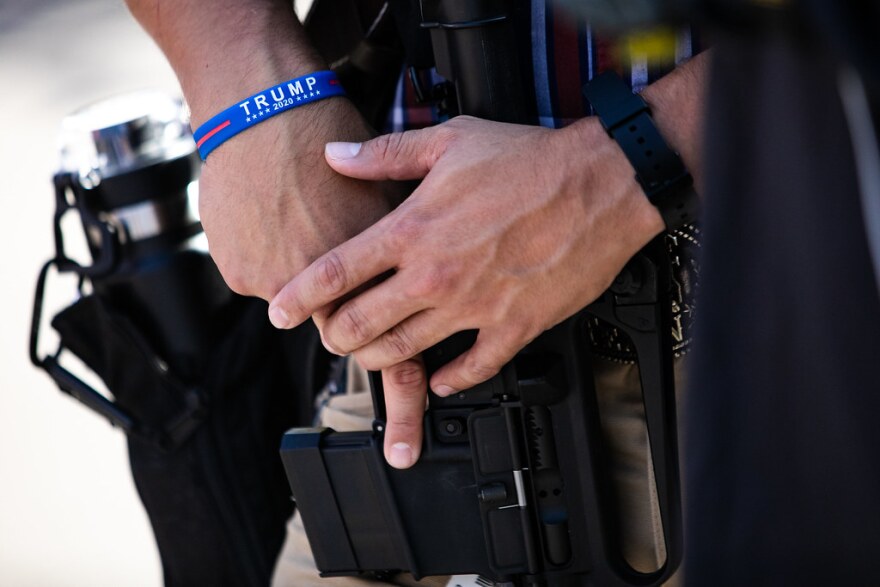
xmin=192 ymin=70 xmax=345 ymax=160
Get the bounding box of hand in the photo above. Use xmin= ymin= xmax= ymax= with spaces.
xmin=198 ymin=98 xmax=398 ymax=300
xmin=126 ymin=0 xmax=399 ymax=301
xmin=269 ymin=115 xmax=665 ymax=462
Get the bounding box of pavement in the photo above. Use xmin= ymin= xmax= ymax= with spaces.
xmin=0 ymin=1 xmax=181 ymax=584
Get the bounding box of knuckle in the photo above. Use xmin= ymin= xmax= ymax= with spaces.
xmin=315 ymin=251 xmax=348 ymax=295
xmin=433 ymin=123 xmax=460 ymax=150
xmin=447 ymin=115 xmax=476 ymax=130
xmin=382 ymin=325 xmax=417 ymax=361
xmin=443 ymin=115 xmax=481 ymax=140
xmin=373 ymin=132 xmax=400 ymax=159
xmin=464 ymin=352 xmax=503 ymax=384
xmin=387 ymin=215 xmax=423 ymax=251
xmin=467 ymin=362 xmax=499 ymax=383
xmin=223 ymin=274 xmax=251 ymax=297
xmin=388 ymin=410 xmax=424 ymax=433
xmin=355 ymin=353 xmax=383 ymax=372
xmin=455 ymin=114 xmax=478 ymax=124
xmin=216 ymin=262 xmax=252 ymax=297
xmin=286 ymin=294 xmax=313 ymax=323
xmin=352 ymin=351 xmax=376 ymax=372
xmin=509 ymin=320 xmax=539 ymax=347
xmin=388 ymin=411 xmax=423 ymax=431
xmin=335 ymin=304 xmax=372 ymax=348
xmin=386 ymin=360 xmax=427 ymax=392
xmin=405 ymin=265 xmax=450 ymax=300
xmin=374 ymin=132 xmax=410 ymax=176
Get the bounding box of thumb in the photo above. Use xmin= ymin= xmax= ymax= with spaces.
xmin=325 ymin=127 xmax=446 ymax=181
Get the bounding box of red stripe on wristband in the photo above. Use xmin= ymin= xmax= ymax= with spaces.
xmin=195 ymin=119 xmax=231 ymax=149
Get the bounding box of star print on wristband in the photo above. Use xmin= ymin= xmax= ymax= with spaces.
xmin=192 ymin=71 xmax=344 ymax=160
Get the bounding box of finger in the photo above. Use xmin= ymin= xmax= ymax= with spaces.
xmin=352 ymin=310 xmax=456 ymax=371
xmin=324 ymin=126 xmax=451 ymax=181
xmin=268 ymin=223 xmax=395 ymax=330
xmin=320 ymin=272 xmax=429 ymax=355
xmin=429 ymin=332 xmax=521 ymax=396
xmin=311 ymin=302 xmax=336 ymax=329
xmin=382 ymin=357 xmax=427 ymax=469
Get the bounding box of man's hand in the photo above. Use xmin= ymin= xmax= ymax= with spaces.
xmin=198 ymin=98 xmax=396 ymax=300
xmin=126 ymin=0 xmax=398 ymax=300
xmin=268 ymin=115 xmax=667 ymax=464
xmin=267 ymin=53 xmax=708 ymax=468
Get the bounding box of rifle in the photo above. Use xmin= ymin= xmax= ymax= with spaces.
xmin=281 ymin=1 xmax=682 ymax=584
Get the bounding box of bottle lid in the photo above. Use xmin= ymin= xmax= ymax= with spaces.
xmin=57 ymin=90 xmax=195 ymax=185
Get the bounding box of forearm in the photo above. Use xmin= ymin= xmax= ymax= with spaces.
xmin=125 ymin=0 xmax=391 ymax=300
xmin=640 ymin=50 xmax=711 ymax=193
xmin=125 ymin=0 xmax=325 ymax=126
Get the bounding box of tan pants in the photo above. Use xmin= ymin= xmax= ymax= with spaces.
xmin=273 ymin=356 xmax=686 ymax=586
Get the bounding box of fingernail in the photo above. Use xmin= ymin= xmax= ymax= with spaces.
xmin=433 ymin=384 xmax=457 ymax=397
xmin=325 ymin=141 xmax=362 ymax=161
xmin=388 ymin=442 xmax=415 ymax=469
xmin=268 ymin=305 xmax=290 ymax=329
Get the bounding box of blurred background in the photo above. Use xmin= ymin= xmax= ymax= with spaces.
xmin=1 ymin=1 xmax=180 ymax=584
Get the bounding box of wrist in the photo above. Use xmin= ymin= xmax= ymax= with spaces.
xmin=193 ymin=71 xmax=346 ymax=160
xmin=563 ymin=117 xmax=666 ymax=246
xmin=185 ymin=30 xmax=326 ymax=128
xmin=203 ymin=94 xmax=374 ymax=172
xmin=583 ymin=70 xmax=701 ymax=231
xmin=639 ymin=51 xmax=710 ymax=192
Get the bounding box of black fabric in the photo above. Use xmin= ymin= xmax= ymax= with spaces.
xmin=52 ymin=293 xmax=329 ymax=586
xmin=684 ymin=26 xmax=880 ymax=586
xmin=801 ymin=1 xmax=880 ymax=82
xmin=52 ymin=295 xmax=197 ymax=437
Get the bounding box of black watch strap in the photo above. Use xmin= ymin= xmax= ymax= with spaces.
xmin=583 ymin=72 xmax=699 ymax=230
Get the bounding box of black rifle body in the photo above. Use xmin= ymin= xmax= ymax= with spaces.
xmin=281 ymin=1 xmax=682 ymax=585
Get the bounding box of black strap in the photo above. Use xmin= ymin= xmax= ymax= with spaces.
xmin=583 ymin=72 xmax=700 ymax=230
